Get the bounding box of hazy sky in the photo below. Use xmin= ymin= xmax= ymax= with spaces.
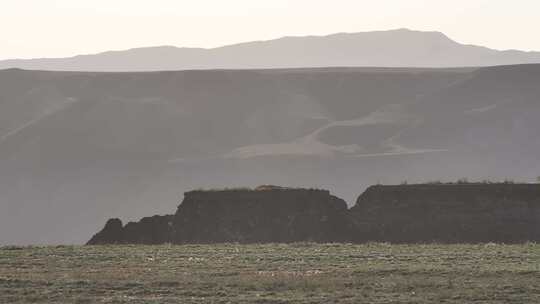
xmin=1 ymin=0 xmax=539 ymax=59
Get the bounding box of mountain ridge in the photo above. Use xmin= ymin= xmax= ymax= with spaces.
xmin=2 ymin=29 xmax=540 ymax=71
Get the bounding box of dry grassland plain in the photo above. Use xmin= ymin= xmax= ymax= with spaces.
xmin=1 ymin=243 xmax=539 ymax=303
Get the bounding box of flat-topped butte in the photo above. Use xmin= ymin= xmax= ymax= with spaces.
xmin=88 ymin=183 xmax=540 ymax=244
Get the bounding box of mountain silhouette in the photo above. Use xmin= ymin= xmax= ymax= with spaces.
xmin=1 ymin=29 xmax=539 ymax=71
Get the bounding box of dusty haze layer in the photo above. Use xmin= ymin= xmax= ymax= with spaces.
xmin=1 ymin=29 xmax=540 ymax=71
xmin=1 ymin=64 xmax=540 ymax=244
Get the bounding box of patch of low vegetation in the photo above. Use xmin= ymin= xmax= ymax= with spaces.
xmin=188 ymin=185 xmax=327 ymax=193
xmin=1 ymin=243 xmax=539 ymax=303
xmin=188 ymin=186 xmax=253 ymax=192
xmin=397 ymin=178 xmax=522 ymax=185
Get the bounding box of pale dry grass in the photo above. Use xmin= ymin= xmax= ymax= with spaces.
xmin=1 ymin=243 xmax=539 ymax=303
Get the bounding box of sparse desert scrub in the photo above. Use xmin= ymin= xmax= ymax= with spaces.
xmin=1 ymin=243 xmax=539 ymax=303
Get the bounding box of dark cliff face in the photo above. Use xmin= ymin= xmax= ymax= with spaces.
xmin=349 ymin=184 xmax=540 ymax=243
xmin=173 ymin=189 xmax=352 ymax=243
xmin=87 ymin=187 xmax=352 ymax=244
xmin=87 ymin=184 xmax=540 ymax=245
xmin=87 ymin=215 xmax=174 ymax=245
xmin=87 ymin=218 xmax=124 ymax=245
xmin=122 ymin=215 xmax=175 ymax=244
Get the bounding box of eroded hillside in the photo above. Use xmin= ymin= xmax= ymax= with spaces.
xmin=1 ymin=65 xmax=540 ymax=244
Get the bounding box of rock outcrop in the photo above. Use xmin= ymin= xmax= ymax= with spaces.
xmin=172 ymin=188 xmax=352 ymax=243
xmin=349 ymin=184 xmax=540 ymax=243
xmin=87 ymin=215 xmax=174 ymax=245
xmin=87 ymin=218 xmax=124 ymax=245
xmin=87 ymin=186 xmax=352 ymax=244
xmin=88 ymin=183 xmax=540 ymax=245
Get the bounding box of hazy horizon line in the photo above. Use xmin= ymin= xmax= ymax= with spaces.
xmin=3 ymin=28 xmax=538 ymax=62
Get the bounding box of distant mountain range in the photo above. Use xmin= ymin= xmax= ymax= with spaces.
xmin=1 ymin=29 xmax=540 ymax=71
xmin=1 ymin=64 xmax=540 ymax=244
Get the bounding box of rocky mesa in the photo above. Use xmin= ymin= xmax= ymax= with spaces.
xmin=87 ymin=186 xmax=352 ymax=244
xmin=350 ymin=183 xmax=540 ymax=243
xmin=88 ymin=183 xmax=540 ymax=244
